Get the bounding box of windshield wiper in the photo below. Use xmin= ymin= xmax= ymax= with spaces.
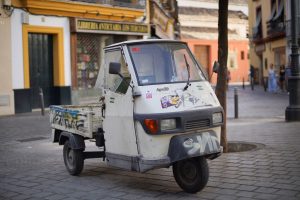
xmin=183 ymin=54 xmax=191 ymax=91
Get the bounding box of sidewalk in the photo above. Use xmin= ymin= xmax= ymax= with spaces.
xmin=0 ymin=85 xmax=299 ymax=200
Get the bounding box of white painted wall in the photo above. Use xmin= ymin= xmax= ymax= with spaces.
xmin=11 ymin=9 xmax=71 ymax=89
xmin=11 ymin=9 xmax=24 ymax=89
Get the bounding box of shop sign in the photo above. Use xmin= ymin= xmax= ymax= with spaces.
xmin=73 ymin=19 xmax=148 ymax=35
xmin=150 ymin=1 xmax=174 ymax=39
xmin=255 ymin=44 xmax=265 ymax=53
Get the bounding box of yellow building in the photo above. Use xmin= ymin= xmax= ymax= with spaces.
xmin=249 ymin=0 xmax=288 ymax=85
xmin=0 ymin=0 xmax=147 ymax=115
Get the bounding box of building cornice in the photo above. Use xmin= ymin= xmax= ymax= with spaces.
xmin=12 ymin=0 xmax=144 ymax=21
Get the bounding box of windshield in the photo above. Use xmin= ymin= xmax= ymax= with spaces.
xmin=128 ymin=42 xmax=206 ymax=86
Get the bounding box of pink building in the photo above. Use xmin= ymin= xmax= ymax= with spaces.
xmin=184 ymin=39 xmax=249 ymax=84
xmin=178 ymin=0 xmax=249 ymax=85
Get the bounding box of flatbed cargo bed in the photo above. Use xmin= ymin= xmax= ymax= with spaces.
xmin=49 ymin=103 xmax=103 ymax=139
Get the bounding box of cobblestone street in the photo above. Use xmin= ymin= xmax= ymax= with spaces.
xmin=1 ymin=86 xmax=300 ymax=200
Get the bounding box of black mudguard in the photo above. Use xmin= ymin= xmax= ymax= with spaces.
xmin=168 ymin=131 xmax=222 ymax=163
xmin=59 ymin=132 xmax=85 ymax=150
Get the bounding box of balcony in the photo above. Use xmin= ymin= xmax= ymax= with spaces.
xmin=267 ymin=20 xmax=285 ymax=37
xmin=70 ymin=0 xmax=146 ymax=9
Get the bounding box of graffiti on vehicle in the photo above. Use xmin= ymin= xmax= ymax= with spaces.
xmin=160 ymin=90 xmax=199 ymax=109
xmin=50 ymin=106 xmax=85 ymax=130
xmin=182 ymin=132 xmax=219 ymax=155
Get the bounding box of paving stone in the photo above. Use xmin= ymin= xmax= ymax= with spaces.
xmin=273 ymin=183 xmax=297 ymax=190
xmin=32 ymin=191 xmax=54 ymax=198
xmin=217 ymin=183 xmax=239 ymax=189
xmin=11 ymin=195 xmax=32 ymax=200
xmin=215 ymin=188 xmax=237 ymax=195
xmin=236 ymin=191 xmax=257 ymax=198
xmin=215 ymin=194 xmax=238 ymax=200
xmin=255 ymin=187 xmax=278 ymax=194
xmin=237 ymin=185 xmax=258 ymax=191
xmin=254 ymin=193 xmax=279 ymax=199
xmin=45 ymin=194 xmax=66 ymax=200
xmin=237 ymin=198 xmax=253 ymax=200
xmin=275 ymin=189 xmax=299 ymax=197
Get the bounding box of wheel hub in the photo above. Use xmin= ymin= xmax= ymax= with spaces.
xmin=182 ymin=161 xmax=197 ymax=181
xmin=67 ymin=148 xmax=74 ymax=169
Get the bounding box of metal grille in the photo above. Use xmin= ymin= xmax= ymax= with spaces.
xmin=77 ymin=34 xmax=101 ymax=90
xmin=185 ymin=119 xmax=210 ymax=131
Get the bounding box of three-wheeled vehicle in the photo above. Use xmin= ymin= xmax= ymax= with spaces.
xmin=50 ymin=39 xmax=223 ymax=193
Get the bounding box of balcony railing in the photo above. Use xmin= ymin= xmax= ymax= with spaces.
xmin=70 ymin=0 xmax=146 ymax=9
xmin=267 ymin=20 xmax=285 ymax=36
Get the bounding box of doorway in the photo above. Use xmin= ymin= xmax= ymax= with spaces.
xmin=194 ymin=45 xmax=210 ymax=77
xmin=28 ymin=33 xmax=54 ymax=109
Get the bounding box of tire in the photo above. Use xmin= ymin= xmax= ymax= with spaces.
xmin=173 ymin=157 xmax=209 ymax=193
xmin=63 ymin=140 xmax=84 ymax=175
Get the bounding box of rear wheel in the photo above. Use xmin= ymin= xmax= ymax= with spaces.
xmin=63 ymin=140 xmax=84 ymax=175
xmin=173 ymin=157 xmax=209 ymax=193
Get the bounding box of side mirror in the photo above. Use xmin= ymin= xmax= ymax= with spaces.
xmin=212 ymin=61 xmax=220 ymax=73
xmin=109 ymin=62 xmax=121 ymax=75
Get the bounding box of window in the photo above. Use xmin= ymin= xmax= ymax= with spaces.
xmin=253 ymin=7 xmax=262 ymax=38
xmin=241 ymin=51 xmax=245 ymax=60
xmin=267 ymin=0 xmax=277 ymax=22
xmin=273 ymin=0 xmax=284 ymax=22
xmin=76 ymin=34 xmax=102 ymax=89
xmin=227 ymin=51 xmax=238 ymax=70
xmin=105 ymin=50 xmax=131 ymax=94
xmin=128 ymin=42 xmax=205 ymax=86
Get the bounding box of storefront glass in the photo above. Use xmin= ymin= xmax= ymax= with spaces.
xmin=76 ymin=34 xmax=113 ymax=90
xmin=73 ymin=33 xmax=138 ymax=104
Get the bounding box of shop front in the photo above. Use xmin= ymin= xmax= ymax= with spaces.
xmin=70 ymin=18 xmax=148 ymax=104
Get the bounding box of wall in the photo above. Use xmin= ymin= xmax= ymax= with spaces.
xmin=0 ymin=6 xmax=14 ymax=115
xmin=11 ymin=9 xmax=71 ymax=89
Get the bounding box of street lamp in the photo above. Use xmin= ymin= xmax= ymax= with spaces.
xmin=285 ymin=0 xmax=300 ymax=121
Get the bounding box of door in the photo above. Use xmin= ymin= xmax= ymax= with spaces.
xmin=194 ymin=45 xmax=209 ymax=76
xmin=103 ymin=49 xmax=139 ymax=156
xmin=28 ymin=33 xmax=54 ymax=109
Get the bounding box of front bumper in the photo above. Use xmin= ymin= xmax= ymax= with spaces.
xmin=106 ymin=130 xmax=222 ymax=173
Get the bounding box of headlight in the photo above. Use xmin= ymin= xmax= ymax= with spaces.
xmin=212 ymin=112 xmax=223 ymax=124
xmin=161 ymin=119 xmax=176 ymax=131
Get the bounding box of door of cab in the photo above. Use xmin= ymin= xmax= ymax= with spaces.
xmin=103 ymin=48 xmax=139 ymax=156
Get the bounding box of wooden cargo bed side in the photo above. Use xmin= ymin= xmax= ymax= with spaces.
xmin=49 ymin=104 xmax=103 ymax=139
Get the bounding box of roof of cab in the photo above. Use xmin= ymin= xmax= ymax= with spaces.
xmin=104 ymin=39 xmax=186 ymax=50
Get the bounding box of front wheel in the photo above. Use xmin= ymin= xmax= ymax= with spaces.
xmin=173 ymin=157 xmax=209 ymax=193
xmin=63 ymin=140 xmax=84 ymax=175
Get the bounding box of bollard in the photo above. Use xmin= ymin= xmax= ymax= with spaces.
xmin=242 ymin=78 xmax=245 ymax=89
xmin=234 ymin=88 xmax=238 ymax=119
xmin=39 ymin=88 xmax=45 ymax=116
xmin=263 ymin=77 xmax=267 ymax=92
xmin=251 ymin=78 xmax=254 ymax=91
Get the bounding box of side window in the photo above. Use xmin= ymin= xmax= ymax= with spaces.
xmin=105 ymin=50 xmax=131 ymax=94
